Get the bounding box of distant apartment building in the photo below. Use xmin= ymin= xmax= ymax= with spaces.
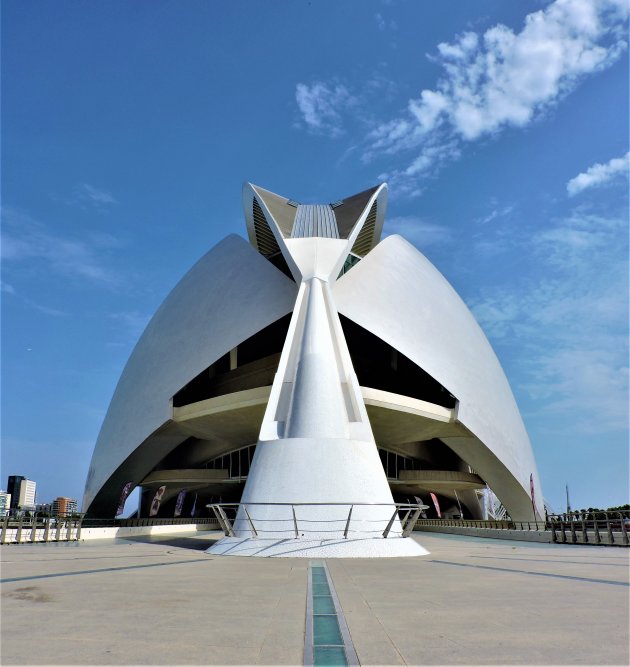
xmin=52 ymin=497 xmax=78 ymax=516
xmin=0 ymin=491 xmax=11 ymax=517
xmin=17 ymin=479 xmax=37 ymax=510
xmin=7 ymin=476 xmax=25 ymax=509
xmin=36 ymin=503 xmax=52 ymax=515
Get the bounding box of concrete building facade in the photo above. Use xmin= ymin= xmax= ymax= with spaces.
xmin=52 ymin=497 xmax=78 ymax=516
xmin=17 ymin=479 xmax=36 ymax=511
xmin=7 ymin=476 xmax=25 ymax=510
xmin=84 ymin=183 xmax=542 ymax=552
xmin=0 ymin=491 xmax=11 ymax=517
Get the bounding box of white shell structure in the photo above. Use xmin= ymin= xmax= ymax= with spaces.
xmin=84 ymin=182 xmax=543 ymax=558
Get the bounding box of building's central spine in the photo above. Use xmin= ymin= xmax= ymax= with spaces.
xmin=286 ymin=278 xmax=349 ymax=439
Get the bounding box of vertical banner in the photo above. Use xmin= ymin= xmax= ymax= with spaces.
xmin=430 ymin=492 xmax=441 ymax=518
xmin=190 ymin=493 xmax=198 ymax=518
xmin=174 ymin=490 xmax=187 ymax=518
xmin=149 ymin=486 xmax=166 ymax=517
xmin=530 ymin=473 xmax=537 ymax=518
xmin=115 ymin=482 xmax=134 ymax=517
xmin=454 ymin=489 xmax=463 ymax=518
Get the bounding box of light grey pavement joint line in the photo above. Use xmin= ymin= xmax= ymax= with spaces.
xmin=430 ymin=558 xmax=630 ymax=586
xmin=0 ymin=558 xmax=211 ymax=583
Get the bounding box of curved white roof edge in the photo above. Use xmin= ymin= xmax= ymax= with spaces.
xmin=82 ymin=234 xmax=298 ymax=513
xmin=333 ymin=234 xmax=543 ymax=520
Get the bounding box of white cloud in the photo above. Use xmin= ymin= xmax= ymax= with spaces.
xmin=476 ymin=204 xmax=515 ymax=225
xmin=63 ymin=183 xmax=118 ymax=209
xmin=567 ymin=151 xmax=629 ymax=196
xmin=424 ymin=0 xmax=627 ymax=141
xmin=78 ymin=183 xmax=117 ymax=205
xmin=384 ymin=216 xmax=452 ymax=246
xmin=470 ymin=207 xmax=628 ymax=434
xmin=377 ymin=141 xmax=461 ymax=198
xmin=295 ymin=82 xmax=355 ymax=137
xmin=1 ymin=208 xmax=121 ymax=287
xmin=532 ymin=209 xmax=625 ymax=268
xmin=363 ymin=0 xmax=628 ymax=194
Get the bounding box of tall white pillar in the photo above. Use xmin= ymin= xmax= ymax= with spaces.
xmin=208 ymin=237 xmax=428 ymax=557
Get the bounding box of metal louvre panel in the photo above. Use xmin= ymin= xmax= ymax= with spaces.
xmin=253 ymin=198 xmax=281 ymax=256
xmin=292 ymin=205 xmax=339 ymax=238
xmin=350 ymin=201 xmax=377 ymax=256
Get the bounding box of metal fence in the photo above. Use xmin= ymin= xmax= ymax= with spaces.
xmin=208 ymin=502 xmax=428 ymax=540
xmin=0 ymin=513 xmax=220 ymax=545
xmin=414 ymin=510 xmax=630 ymax=547
xmin=415 ymin=518 xmax=548 ymax=531
xmin=547 ymin=510 xmax=629 ymax=546
xmin=1 ymin=514 xmax=84 ymax=544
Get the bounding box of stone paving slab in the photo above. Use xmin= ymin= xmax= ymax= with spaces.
xmin=1 ymin=531 xmax=628 ymax=665
xmin=328 ymin=533 xmax=629 ymax=665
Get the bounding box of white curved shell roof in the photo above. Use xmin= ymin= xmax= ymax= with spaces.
xmin=84 ymin=186 xmax=542 ymax=521
xmin=83 ymin=235 xmax=297 ymax=512
xmin=333 ymin=234 xmax=542 ymax=517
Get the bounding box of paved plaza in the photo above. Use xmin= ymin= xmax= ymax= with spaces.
xmin=1 ymin=531 xmax=628 ymax=665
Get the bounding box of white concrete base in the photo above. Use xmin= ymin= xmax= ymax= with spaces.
xmin=206 ymin=536 xmax=429 ymax=558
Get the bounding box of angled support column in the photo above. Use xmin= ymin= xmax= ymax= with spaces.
xmin=208 ymin=222 xmax=428 ymax=556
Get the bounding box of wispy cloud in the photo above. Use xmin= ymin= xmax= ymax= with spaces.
xmin=108 ymin=311 xmax=152 ymax=345
xmin=297 ymin=0 xmax=628 ymax=197
xmin=567 ymin=151 xmax=629 ymax=196
xmin=60 ymin=182 xmax=118 ymax=210
xmin=77 ymin=183 xmax=117 ymax=206
xmin=376 ymin=142 xmax=462 ymax=198
xmin=384 ymin=215 xmax=452 ymax=246
xmin=1 ymin=280 xmax=64 ymax=316
xmin=476 ymin=203 xmax=515 ymax=225
xmin=375 ymin=12 xmax=397 ymax=32
xmin=470 ymin=207 xmax=628 ymax=434
xmin=1 ymin=208 xmax=121 ymax=287
xmin=295 ymin=82 xmax=356 ymax=137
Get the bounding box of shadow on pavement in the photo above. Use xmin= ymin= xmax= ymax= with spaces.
xmin=121 ymin=533 xmax=221 ymax=550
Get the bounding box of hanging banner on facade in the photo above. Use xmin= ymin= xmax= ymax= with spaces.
xmin=174 ymin=490 xmax=187 ymax=518
xmin=454 ymin=489 xmax=463 ymax=518
xmin=530 ymin=473 xmax=537 ymax=518
xmin=430 ymin=492 xmax=441 ymax=518
xmin=190 ymin=493 xmax=198 ymax=518
xmin=149 ymin=485 xmax=166 ymax=517
xmin=115 ymin=482 xmax=134 ymax=517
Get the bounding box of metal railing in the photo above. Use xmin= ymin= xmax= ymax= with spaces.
xmin=0 ymin=513 xmax=221 ymax=544
xmin=0 ymin=513 xmax=84 ymax=545
xmin=81 ymin=516 xmax=219 ymax=529
xmin=415 ymin=518 xmax=547 ymax=531
xmin=547 ymin=511 xmax=629 ymax=546
xmin=414 ymin=510 xmax=630 ymax=547
xmin=207 ymin=502 xmax=428 ymax=539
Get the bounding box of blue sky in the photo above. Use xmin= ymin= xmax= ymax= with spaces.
xmin=2 ymin=0 xmax=628 ymax=513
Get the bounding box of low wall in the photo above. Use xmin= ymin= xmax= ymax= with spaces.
xmin=415 ymin=524 xmax=552 ymax=543
xmin=1 ymin=522 xmax=220 ymax=544
xmin=80 ymin=523 xmax=218 ymax=541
